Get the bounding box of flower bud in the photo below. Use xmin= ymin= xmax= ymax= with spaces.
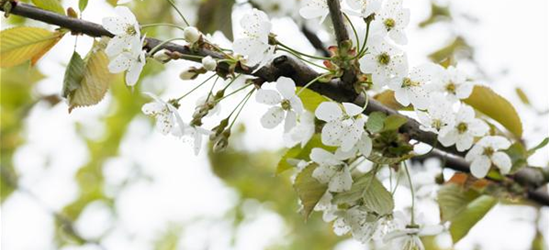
xmin=179 ymin=67 xmax=199 ymax=80
xmin=201 ymin=56 xmax=217 ymax=71
xmin=183 ymin=26 xmax=200 ymax=43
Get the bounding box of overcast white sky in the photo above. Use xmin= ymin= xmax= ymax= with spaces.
xmin=1 ymin=0 xmax=548 ymax=249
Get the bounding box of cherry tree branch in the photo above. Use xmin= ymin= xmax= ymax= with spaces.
xmin=1 ymin=1 xmax=548 ymax=206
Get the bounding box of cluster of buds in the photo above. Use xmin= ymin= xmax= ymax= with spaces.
xmin=210 ymin=118 xmax=231 ymax=152
xmin=190 ymin=89 xmax=224 ymax=126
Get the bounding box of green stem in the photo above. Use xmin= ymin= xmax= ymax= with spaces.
xmin=353 ymin=21 xmax=371 ymax=60
xmin=166 ymin=0 xmax=190 ymax=26
xmin=403 ymin=161 xmax=416 ymax=225
xmin=229 ymin=89 xmax=255 ymax=128
xmin=140 ymin=23 xmax=186 ymax=32
xmin=216 ymin=83 xmax=252 ymax=103
xmin=148 ymin=37 xmax=187 ymax=56
xmin=176 ymin=74 xmax=217 ymax=101
xmin=297 ymin=74 xmax=329 ymax=95
xmin=277 ymin=48 xmax=330 ymax=70
xmin=277 ymin=42 xmax=332 ymax=61
xmin=343 ymin=13 xmax=360 ymax=52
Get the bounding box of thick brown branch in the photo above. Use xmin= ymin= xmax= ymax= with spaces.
xmin=2 ymin=2 xmax=548 ymax=206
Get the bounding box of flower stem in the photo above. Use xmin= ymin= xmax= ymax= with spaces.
xmin=166 ymin=0 xmax=190 ymax=27
xmin=229 ymin=89 xmax=255 ymax=128
xmin=140 ymin=23 xmax=186 ymax=32
xmin=297 ymin=74 xmax=330 ymax=96
xmin=176 ymin=74 xmax=217 ymax=101
xmin=403 ymin=161 xmax=416 ymax=225
xmin=276 ymin=42 xmax=332 ymax=61
xmin=147 ymin=37 xmax=187 ymax=56
xmin=216 ymin=82 xmax=252 ymax=103
xmin=343 ymin=13 xmax=360 ymax=52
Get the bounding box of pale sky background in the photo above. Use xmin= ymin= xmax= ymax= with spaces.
xmin=1 ymin=0 xmax=548 ymax=249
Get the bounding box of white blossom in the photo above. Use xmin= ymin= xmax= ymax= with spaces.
xmin=256 ymin=77 xmax=304 ymax=132
xmin=108 ymin=36 xmax=146 ymax=86
xmin=233 ymin=9 xmax=275 ymax=69
xmin=359 ymin=38 xmax=408 ymax=87
xmin=254 ymin=0 xmax=296 ymax=17
xmin=388 ymin=63 xmax=440 ymax=110
xmin=310 ymin=148 xmax=353 ymax=192
xmin=299 ymin=0 xmax=335 ymax=23
xmin=416 ymin=93 xmax=455 ymax=133
xmin=384 ymin=224 xmax=443 ymax=250
xmin=141 ymin=93 xmax=185 ymax=136
xmin=376 ymin=0 xmax=410 ymax=44
xmin=315 ymin=102 xmax=366 ymax=152
xmin=102 ymin=6 xmax=141 ymax=57
xmin=344 ymin=0 xmax=382 ymax=18
xmin=172 ymin=124 xmax=212 ymax=155
xmin=465 ymin=136 xmax=512 ymax=178
xmin=431 ymin=65 xmax=474 ymax=102
xmin=183 ymin=26 xmax=200 ymax=43
xmin=201 ymin=56 xmax=217 ymax=71
xmin=283 ymin=111 xmax=315 ymax=148
xmin=438 ymin=105 xmax=489 ymax=151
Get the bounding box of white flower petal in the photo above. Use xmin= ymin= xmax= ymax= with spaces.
xmin=276 ymin=77 xmax=297 ymax=99
xmin=321 ymin=121 xmax=344 ymax=146
xmin=256 ymin=89 xmax=282 ymax=105
xmin=284 ymin=111 xmax=297 ymax=132
xmin=312 ymin=165 xmax=336 ymax=184
xmin=491 ymin=152 xmax=512 ymax=175
xmin=329 ymin=166 xmax=353 ymax=192
xmin=343 ymin=102 xmax=363 ymax=116
xmin=260 ymin=107 xmax=285 ymax=129
xmin=315 ymin=102 xmax=343 ymax=122
xmin=456 ymin=134 xmax=474 ymax=151
xmin=470 ymin=156 xmax=491 ymax=178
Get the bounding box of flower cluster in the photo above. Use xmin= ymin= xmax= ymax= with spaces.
xmin=96 ymin=2 xmax=517 ymax=248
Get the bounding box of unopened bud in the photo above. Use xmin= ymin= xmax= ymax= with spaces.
xmin=153 ymin=50 xmax=171 ymax=62
xmin=214 ymin=89 xmax=225 ymax=100
xmin=183 ymin=26 xmax=200 ymax=43
xmin=67 ymin=7 xmax=78 ymax=18
xmin=179 ymin=67 xmax=199 ymax=80
xmin=201 ymin=56 xmax=217 ymax=71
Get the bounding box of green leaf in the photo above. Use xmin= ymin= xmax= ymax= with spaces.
xmin=362 ymin=175 xmax=394 ymax=215
xmin=79 ymin=0 xmax=89 ymax=12
xmin=449 ymin=195 xmax=497 ymax=243
xmin=366 ymin=112 xmax=386 ymax=133
xmin=0 ymin=27 xmax=64 ymax=68
xmin=527 ymin=137 xmax=549 ymax=156
xmin=515 ymin=87 xmax=531 ymax=106
xmin=437 ymin=184 xmax=480 ymax=222
xmin=293 ymin=164 xmax=328 ymax=219
xmin=381 ymin=115 xmax=407 ymax=132
xmin=276 ymin=135 xmax=334 ymax=174
xmin=62 ymin=52 xmax=86 ymax=98
xmin=32 ymin=0 xmax=65 ymax=15
xmin=297 ymin=87 xmax=329 ymax=112
xmin=66 ymin=40 xmax=113 ymax=112
xmin=333 ymin=173 xmax=372 ymax=205
xmin=504 ymin=142 xmax=528 ymax=174
xmin=463 ymin=85 xmax=523 ymax=138
xmin=196 ymin=0 xmax=234 ymax=40
xmin=367 ymin=153 xmax=413 ymax=165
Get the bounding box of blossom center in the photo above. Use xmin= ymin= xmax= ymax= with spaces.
xmin=377 ymin=52 xmax=391 ymax=65
xmin=457 ymin=122 xmax=468 ymax=134
xmin=483 ymin=147 xmax=495 ymax=156
xmin=432 ymin=119 xmax=443 ymax=130
xmin=281 ymin=99 xmax=292 ymax=110
xmin=384 ymin=18 xmax=396 ymax=31
xmin=402 ymin=78 xmax=420 ymax=88
xmin=126 ymin=25 xmax=137 ymax=35
xmin=446 ymin=82 xmax=457 ymax=94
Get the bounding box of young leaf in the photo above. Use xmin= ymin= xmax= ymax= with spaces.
xmin=293 ymin=164 xmax=328 ymax=219
xmin=437 ymin=183 xmax=480 ymax=222
xmin=515 ymin=87 xmax=531 ymax=106
xmin=366 ymin=112 xmax=386 ymax=133
xmin=333 ymin=173 xmax=372 ymax=204
xmin=66 ymin=41 xmax=113 ymax=112
xmin=463 ymin=85 xmax=523 ymax=138
xmin=367 ymin=153 xmax=413 ymax=165
xmin=79 ymin=0 xmax=89 ymax=12
xmin=62 ymin=52 xmax=86 ymax=98
xmin=32 ymin=0 xmax=65 ymax=15
xmin=296 ymin=87 xmax=330 ymax=112
xmin=504 ymin=142 xmax=528 ymax=174
xmin=0 ymin=27 xmax=64 ymax=68
xmin=362 ymin=175 xmax=394 ymax=215
xmin=449 ymin=195 xmax=497 ymax=243
xmin=276 ymin=135 xmax=334 ymax=174
xmin=527 ymin=137 xmax=549 ymax=157
xmin=381 ymin=115 xmax=407 ymax=132
xmin=373 ymin=90 xmax=407 ymax=110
